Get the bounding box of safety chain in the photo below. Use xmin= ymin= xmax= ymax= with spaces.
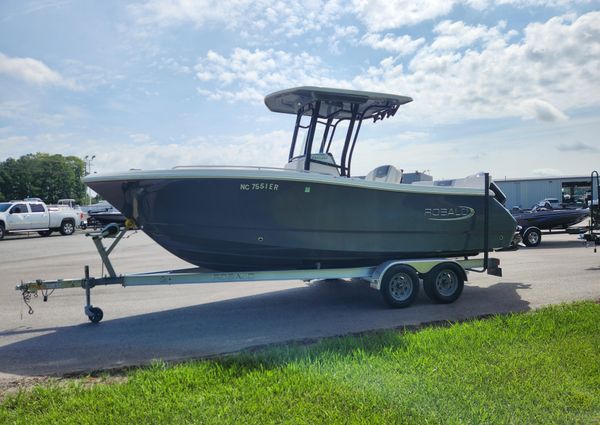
xmin=21 ymin=289 xmax=36 ymax=315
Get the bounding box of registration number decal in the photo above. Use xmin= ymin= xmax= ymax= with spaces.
xmin=240 ymin=182 xmax=279 ymax=191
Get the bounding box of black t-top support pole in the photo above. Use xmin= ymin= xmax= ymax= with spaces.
xmin=304 ymin=100 xmax=321 ymax=171
xmin=289 ymin=111 xmax=303 ymax=162
xmin=483 ymin=173 xmax=490 ymax=271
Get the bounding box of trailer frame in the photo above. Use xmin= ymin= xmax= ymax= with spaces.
xmin=16 ymin=173 xmax=505 ymax=323
xmin=16 ymin=222 xmax=502 ymax=323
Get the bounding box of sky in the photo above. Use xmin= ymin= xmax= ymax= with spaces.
xmin=0 ymin=0 xmax=599 ymax=180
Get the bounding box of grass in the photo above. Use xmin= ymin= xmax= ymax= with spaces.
xmin=2 ymin=302 xmax=599 ymax=424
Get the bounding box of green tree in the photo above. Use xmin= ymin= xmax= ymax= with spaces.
xmin=0 ymin=153 xmax=86 ymax=203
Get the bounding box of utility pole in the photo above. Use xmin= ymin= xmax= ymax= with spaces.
xmin=84 ymin=155 xmax=95 ymax=205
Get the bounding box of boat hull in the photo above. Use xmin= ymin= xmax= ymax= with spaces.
xmin=512 ymin=209 xmax=589 ymax=230
xmin=86 ymin=173 xmax=517 ymax=271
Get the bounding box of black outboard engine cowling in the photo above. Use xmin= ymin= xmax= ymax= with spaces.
xmin=490 ymin=181 xmax=507 ymax=205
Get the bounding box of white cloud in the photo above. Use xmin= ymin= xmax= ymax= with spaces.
xmin=493 ymin=0 xmax=590 ymax=6
xmin=182 ymin=11 xmax=600 ymax=126
xmin=330 ymin=25 xmax=359 ymax=54
xmin=360 ymin=33 xmax=425 ymax=55
xmin=129 ymin=133 xmax=152 ymax=144
xmin=130 ymin=0 xmax=345 ymax=40
xmin=0 ymin=52 xmax=78 ymax=89
xmin=0 ymin=129 xmax=292 ymax=173
xmin=187 ymin=12 xmax=600 ymax=124
xmin=194 ymin=48 xmax=351 ymax=102
xmin=352 ymin=12 xmax=600 ymax=122
xmin=0 ymin=135 xmax=28 ymax=154
xmin=85 ymin=130 xmax=292 ymax=173
xmin=351 ymin=0 xmax=592 ymax=31
xmin=531 ymin=167 xmax=564 ymax=177
xmin=431 ymin=20 xmax=515 ymax=51
xmin=519 ymin=99 xmax=568 ymax=122
xmin=556 ymin=141 xmax=598 ymax=152
xmin=352 ymin=0 xmax=457 ymax=31
xmin=0 ymin=100 xmax=68 ymax=127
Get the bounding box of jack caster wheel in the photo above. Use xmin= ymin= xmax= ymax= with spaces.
xmin=87 ymin=307 xmax=104 ymax=323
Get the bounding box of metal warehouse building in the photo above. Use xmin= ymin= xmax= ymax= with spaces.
xmin=495 ymin=175 xmax=592 ymax=209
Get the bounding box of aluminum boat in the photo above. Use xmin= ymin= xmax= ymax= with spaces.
xmin=84 ymin=87 xmax=517 ymax=271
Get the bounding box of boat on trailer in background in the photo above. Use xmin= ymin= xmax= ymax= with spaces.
xmin=511 ymin=204 xmax=589 ymax=247
xmin=16 ymin=87 xmax=518 ymax=322
xmin=582 ymin=171 xmax=599 ymax=250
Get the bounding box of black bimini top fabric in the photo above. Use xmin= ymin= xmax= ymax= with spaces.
xmin=264 ymin=86 xmax=412 ymax=120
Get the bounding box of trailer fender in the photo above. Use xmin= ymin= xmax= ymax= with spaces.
xmin=370 ymin=259 xmax=468 ymax=291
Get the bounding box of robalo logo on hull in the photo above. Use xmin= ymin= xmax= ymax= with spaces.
xmin=424 ymin=206 xmax=475 ymax=221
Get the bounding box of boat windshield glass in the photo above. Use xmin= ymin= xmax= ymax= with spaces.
xmin=291 ymin=115 xmax=350 ymax=161
xmin=289 ymin=102 xmax=392 ymax=177
xmin=0 ymin=203 xmax=11 ymax=212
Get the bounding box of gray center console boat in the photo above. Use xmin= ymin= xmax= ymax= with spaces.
xmin=84 ymin=87 xmax=518 ymax=271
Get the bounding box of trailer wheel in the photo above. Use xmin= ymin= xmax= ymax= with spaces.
xmin=87 ymin=307 xmax=103 ymax=323
xmin=381 ymin=265 xmax=419 ymax=308
xmin=60 ymin=220 xmax=75 ymax=236
xmin=523 ymin=227 xmax=541 ymax=247
xmin=423 ymin=264 xmax=464 ymax=304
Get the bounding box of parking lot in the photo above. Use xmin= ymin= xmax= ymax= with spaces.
xmin=1 ymin=230 xmax=599 ymax=386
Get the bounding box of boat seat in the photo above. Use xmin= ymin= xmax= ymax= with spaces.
xmin=365 ymin=165 xmax=403 ymax=184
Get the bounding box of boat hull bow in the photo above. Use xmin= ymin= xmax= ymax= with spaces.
xmin=86 ymin=170 xmax=517 ymax=271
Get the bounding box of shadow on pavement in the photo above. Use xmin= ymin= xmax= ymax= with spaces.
xmin=0 ymin=232 xmax=81 ymax=242
xmin=526 ymin=239 xmax=586 ymax=250
xmin=0 ymin=279 xmax=530 ymax=378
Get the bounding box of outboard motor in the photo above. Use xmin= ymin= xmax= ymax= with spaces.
xmin=489 ymin=181 xmax=507 ymax=205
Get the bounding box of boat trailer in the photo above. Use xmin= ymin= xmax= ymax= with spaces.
xmin=581 ymin=170 xmax=600 ymax=251
xmin=16 ymin=222 xmax=502 ymax=324
xmin=16 ymin=173 xmax=506 ymax=323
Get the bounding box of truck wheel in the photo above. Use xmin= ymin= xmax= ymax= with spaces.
xmin=0 ymin=224 xmax=4 ymax=240
xmin=523 ymin=227 xmax=541 ymax=247
xmin=381 ymin=265 xmax=419 ymax=308
xmin=60 ymin=220 xmax=75 ymax=236
xmin=38 ymin=230 xmax=52 ymax=237
xmin=423 ymin=263 xmax=464 ymax=304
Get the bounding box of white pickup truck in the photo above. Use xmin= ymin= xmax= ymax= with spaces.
xmin=0 ymin=200 xmax=82 ymax=240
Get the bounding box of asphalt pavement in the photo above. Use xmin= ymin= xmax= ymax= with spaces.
xmin=1 ymin=229 xmax=599 ymax=386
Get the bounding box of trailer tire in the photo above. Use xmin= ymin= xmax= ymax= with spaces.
xmin=423 ymin=263 xmax=464 ymax=304
xmin=381 ymin=265 xmax=419 ymax=308
xmin=60 ymin=220 xmax=75 ymax=236
xmin=0 ymin=223 xmax=4 ymax=240
xmin=523 ymin=227 xmax=541 ymax=247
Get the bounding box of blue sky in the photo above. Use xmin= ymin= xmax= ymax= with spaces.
xmin=0 ymin=0 xmax=599 ymax=180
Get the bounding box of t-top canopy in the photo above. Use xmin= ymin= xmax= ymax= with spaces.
xmin=264 ymin=86 xmax=412 ymax=120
